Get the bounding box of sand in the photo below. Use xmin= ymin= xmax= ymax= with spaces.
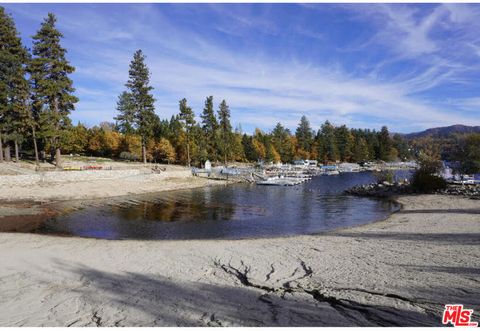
xmin=0 ymin=194 xmax=478 ymax=326
xmin=0 ymin=162 xmax=226 ymax=202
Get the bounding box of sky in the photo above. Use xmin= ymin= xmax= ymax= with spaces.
xmin=3 ymin=3 xmax=480 ymax=134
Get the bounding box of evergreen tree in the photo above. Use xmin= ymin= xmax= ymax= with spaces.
xmin=114 ymin=91 xmax=135 ymax=134
xmin=178 ymin=98 xmax=195 ymax=167
xmin=318 ymin=121 xmax=338 ymax=163
xmin=335 ymin=125 xmax=354 ymax=162
xmin=352 ymin=135 xmax=369 ymax=162
xmin=118 ymin=49 xmax=158 ymax=163
xmin=377 ymin=126 xmax=391 ymax=161
xmin=241 ymin=134 xmax=256 ymax=162
xmin=271 ymin=122 xmax=294 ymax=163
xmin=218 ymin=99 xmax=233 ymax=164
xmin=231 ymin=126 xmax=245 ymax=161
xmin=0 ymin=7 xmax=32 ymax=162
xmin=200 ymin=95 xmax=218 ymax=159
xmin=295 ymin=115 xmax=313 ymax=156
xmin=392 ymin=133 xmax=411 ymax=161
xmin=28 ymin=13 xmax=78 ymax=167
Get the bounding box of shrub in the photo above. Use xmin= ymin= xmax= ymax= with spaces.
xmin=374 ymin=170 xmax=395 ymax=184
xmin=410 ymin=145 xmax=447 ymax=193
xmin=411 ymin=170 xmax=447 ymax=193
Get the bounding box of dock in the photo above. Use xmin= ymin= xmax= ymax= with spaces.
xmin=256 ymin=176 xmax=311 ymax=186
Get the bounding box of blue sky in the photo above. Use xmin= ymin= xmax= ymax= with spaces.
xmin=3 ymin=3 xmax=480 ymax=133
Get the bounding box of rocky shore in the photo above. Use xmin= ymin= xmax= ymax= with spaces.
xmin=437 ymin=184 xmax=480 ymax=199
xmin=346 ymin=181 xmax=480 ymax=199
xmin=345 ymin=180 xmax=413 ymax=197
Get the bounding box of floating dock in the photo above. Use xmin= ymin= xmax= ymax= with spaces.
xmin=256 ymin=176 xmax=311 ymax=186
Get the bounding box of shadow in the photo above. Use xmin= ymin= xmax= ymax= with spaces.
xmin=398 ymin=209 xmax=480 ymax=215
xmin=326 ymin=232 xmax=480 ymax=245
xmin=44 ymin=260 xmax=335 ymax=327
xmin=34 ymin=260 xmax=441 ymax=327
xmin=398 ymin=265 xmax=480 ymax=277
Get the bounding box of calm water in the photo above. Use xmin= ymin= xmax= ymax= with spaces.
xmin=34 ymin=170 xmax=411 ymax=240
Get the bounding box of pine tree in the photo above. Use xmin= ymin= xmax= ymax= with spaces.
xmin=0 ymin=7 xmax=31 ymax=163
xmin=200 ymin=95 xmax=218 ymax=159
xmin=120 ymin=50 xmax=158 ymax=163
xmin=218 ymin=99 xmax=233 ymax=164
xmin=377 ymin=126 xmax=391 ymax=161
xmin=352 ymin=135 xmax=369 ymax=162
xmin=28 ymin=13 xmax=78 ymax=167
xmin=335 ymin=125 xmax=354 ymax=162
xmin=392 ymin=133 xmax=411 ymax=161
xmin=242 ymin=134 xmax=256 ymax=161
xmin=272 ymin=122 xmax=294 ymax=163
xmin=318 ymin=120 xmax=338 ymax=163
xmin=295 ymin=115 xmax=313 ymax=157
xmin=178 ymin=98 xmax=195 ymax=167
xmin=231 ymin=126 xmax=245 ymax=161
xmin=114 ymin=91 xmax=135 ymax=134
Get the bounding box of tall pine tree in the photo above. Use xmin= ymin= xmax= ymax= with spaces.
xmin=318 ymin=120 xmax=338 ymax=163
xmin=218 ymin=99 xmax=232 ymax=165
xmin=178 ymin=98 xmax=195 ymax=167
xmin=118 ymin=49 xmax=158 ymax=163
xmin=377 ymin=126 xmax=391 ymax=161
xmin=200 ymin=95 xmax=218 ymax=160
xmin=272 ymin=122 xmax=294 ymax=163
xmin=295 ymin=115 xmax=313 ymax=157
xmin=0 ymin=7 xmax=31 ymax=163
xmin=28 ymin=13 xmax=78 ymax=167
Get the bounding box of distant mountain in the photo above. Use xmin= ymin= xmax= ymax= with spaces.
xmin=404 ymin=125 xmax=480 ymax=139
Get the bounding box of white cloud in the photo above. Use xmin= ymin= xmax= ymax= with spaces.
xmin=6 ymin=3 xmax=480 ymax=133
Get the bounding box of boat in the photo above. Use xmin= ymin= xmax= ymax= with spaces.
xmin=256 ymin=177 xmax=306 ymax=186
xmin=326 ymin=170 xmax=340 ymax=176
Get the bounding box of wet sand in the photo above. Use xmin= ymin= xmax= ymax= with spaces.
xmin=0 ymin=194 xmax=478 ymax=326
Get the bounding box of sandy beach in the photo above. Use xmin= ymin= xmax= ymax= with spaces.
xmin=0 ymin=162 xmax=226 ymax=202
xmin=0 ymin=194 xmax=478 ymax=326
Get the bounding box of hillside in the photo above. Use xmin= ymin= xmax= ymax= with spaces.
xmin=404 ymin=125 xmax=480 ymax=139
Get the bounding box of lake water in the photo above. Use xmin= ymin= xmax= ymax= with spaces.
xmin=34 ymin=170 xmax=411 ymax=240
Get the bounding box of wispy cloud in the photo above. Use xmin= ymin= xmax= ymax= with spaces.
xmin=4 ymin=3 xmax=480 ymax=133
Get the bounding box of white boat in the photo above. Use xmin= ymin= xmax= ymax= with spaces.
xmin=326 ymin=170 xmax=340 ymax=176
xmin=256 ymin=177 xmax=305 ymax=186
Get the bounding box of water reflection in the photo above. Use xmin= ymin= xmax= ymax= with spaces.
xmin=37 ymin=171 xmax=411 ymax=240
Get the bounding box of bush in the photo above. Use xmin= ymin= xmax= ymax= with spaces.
xmin=411 ymin=170 xmax=447 ymax=193
xmin=374 ymin=170 xmax=395 ymax=184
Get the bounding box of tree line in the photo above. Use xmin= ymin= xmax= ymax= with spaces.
xmin=409 ymin=133 xmax=480 ymax=175
xmin=60 ymin=115 xmax=413 ymax=166
xmin=0 ymin=7 xmax=415 ymax=168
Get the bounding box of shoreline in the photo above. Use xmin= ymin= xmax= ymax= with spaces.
xmin=0 ymin=188 xmax=400 ymax=242
xmin=0 ymin=194 xmax=478 ymax=326
xmin=0 ymin=174 xmax=229 ymax=203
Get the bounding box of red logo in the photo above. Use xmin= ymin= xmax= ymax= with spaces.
xmin=443 ymin=304 xmax=478 ymax=327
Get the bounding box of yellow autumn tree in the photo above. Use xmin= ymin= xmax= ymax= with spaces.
xmin=153 ymin=138 xmax=176 ymax=164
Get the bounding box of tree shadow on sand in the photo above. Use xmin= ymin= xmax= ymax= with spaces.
xmin=398 ymin=209 xmax=480 ymax=215
xmin=326 ymin=232 xmax=480 ymax=245
xmin=38 ymin=259 xmax=441 ymax=327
